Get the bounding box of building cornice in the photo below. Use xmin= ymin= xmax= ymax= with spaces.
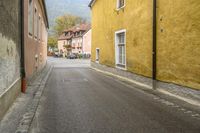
xmin=88 ymin=0 xmax=97 ymax=8
xmin=39 ymin=0 xmax=49 ymax=28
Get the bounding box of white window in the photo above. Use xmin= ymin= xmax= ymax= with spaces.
xmin=28 ymin=0 xmax=33 ymax=36
xmin=115 ymin=30 xmax=126 ymax=69
xmin=96 ymin=48 xmax=100 ymax=63
xmin=34 ymin=7 xmax=38 ymax=39
xmin=117 ymin=0 xmax=125 ymax=9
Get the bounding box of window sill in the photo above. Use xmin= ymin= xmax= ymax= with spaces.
xmin=116 ymin=5 xmax=125 ymax=11
xmin=95 ymin=60 xmax=99 ymax=63
xmin=34 ymin=37 xmax=38 ymax=41
xmin=28 ymin=33 xmax=33 ymax=38
xmin=116 ymin=64 xmax=126 ymax=70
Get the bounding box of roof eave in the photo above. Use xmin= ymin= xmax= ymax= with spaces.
xmin=88 ymin=0 xmax=96 ymax=8
xmin=83 ymin=28 xmax=91 ymax=36
xmin=42 ymin=0 xmax=49 ymax=28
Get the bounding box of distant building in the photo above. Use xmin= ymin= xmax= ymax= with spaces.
xmin=58 ymin=24 xmax=91 ymax=56
xmin=82 ymin=29 xmax=92 ymax=55
xmin=89 ymin=0 xmax=200 ymax=90
xmin=0 ymin=0 xmax=48 ymax=120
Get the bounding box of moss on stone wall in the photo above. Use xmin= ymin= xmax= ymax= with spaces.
xmin=0 ymin=0 xmax=21 ymax=93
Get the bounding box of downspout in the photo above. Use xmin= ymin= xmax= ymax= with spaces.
xmin=152 ymin=0 xmax=157 ymax=89
xmin=20 ymin=0 xmax=26 ymax=93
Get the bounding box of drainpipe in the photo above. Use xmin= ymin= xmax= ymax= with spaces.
xmin=152 ymin=0 xmax=157 ymax=89
xmin=20 ymin=0 xmax=26 ymax=93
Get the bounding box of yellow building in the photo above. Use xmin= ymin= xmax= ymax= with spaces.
xmin=89 ymin=0 xmax=200 ymax=90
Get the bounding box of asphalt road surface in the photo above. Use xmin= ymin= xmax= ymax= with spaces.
xmin=30 ymin=58 xmax=200 ymax=133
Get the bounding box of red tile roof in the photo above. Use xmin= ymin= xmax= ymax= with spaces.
xmin=58 ymin=24 xmax=91 ymax=40
xmin=64 ymin=24 xmax=91 ymax=32
xmin=58 ymin=34 xmax=73 ymax=40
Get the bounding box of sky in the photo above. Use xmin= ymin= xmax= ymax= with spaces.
xmin=46 ymin=0 xmax=91 ymax=29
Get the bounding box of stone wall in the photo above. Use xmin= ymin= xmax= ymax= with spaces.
xmin=0 ymin=0 xmax=21 ymax=95
xmin=0 ymin=0 xmax=21 ymax=120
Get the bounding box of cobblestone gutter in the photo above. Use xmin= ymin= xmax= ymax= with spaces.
xmin=0 ymin=64 xmax=52 ymax=133
xmin=14 ymin=64 xmax=53 ymax=133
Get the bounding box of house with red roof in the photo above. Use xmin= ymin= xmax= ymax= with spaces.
xmin=58 ymin=24 xmax=91 ymax=57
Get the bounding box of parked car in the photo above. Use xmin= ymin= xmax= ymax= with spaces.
xmin=54 ymin=52 xmax=62 ymax=57
xmin=67 ymin=54 xmax=77 ymax=59
xmin=54 ymin=52 xmax=59 ymax=57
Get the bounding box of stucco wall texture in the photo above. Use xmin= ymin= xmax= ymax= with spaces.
xmin=0 ymin=0 xmax=21 ymax=93
xmin=58 ymin=40 xmax=67 ymax=53
xmin=83 ymin=29 xmax=92 ymax=54
xmin=24 ymin=0 xmax=48 ymax=80
xmin=91 ymin=0 xmax=200 ymax=90
xmin=157 ymin=0 xmax=200 ymax=90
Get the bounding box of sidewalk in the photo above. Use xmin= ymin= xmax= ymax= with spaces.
xmin=0 ymin=64 xmax=52 ymax=133
xmin=91 ymin=63 xmax=200 ymax=107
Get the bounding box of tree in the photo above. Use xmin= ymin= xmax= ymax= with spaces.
xmin=53 ymin=14 xmax=86 ymax=36
xmin=48 ymin=36 xmax=57 ymax=48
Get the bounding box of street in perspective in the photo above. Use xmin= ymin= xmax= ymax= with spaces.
xmin=0 ymin=0 xmax=200 ymax=133
xmin=29 ymin=58 xmax=200 ymax=133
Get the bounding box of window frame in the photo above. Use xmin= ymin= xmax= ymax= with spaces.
xmin=96 ymin=48 xmax=100 ymax=63
xmin=116 ymin=0 xmax=126 ymax=10
xmin=28 ymin=0 xmax=33 ymax=37
xmin=115 ymin=29 xmax=127 ymax=70
xmin=38 ymin=15 xmax=41 ymax=41
xmin=34 ymin=6 xmax=38 ymax=40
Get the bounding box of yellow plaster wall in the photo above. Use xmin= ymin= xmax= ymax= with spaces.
xmin=91 ymin=0 xmax=153 ymax=77
xmin=91 ymin=0 xmax=200 ymax=90
xmin=157 ymin=0 xmax=200 ymax=89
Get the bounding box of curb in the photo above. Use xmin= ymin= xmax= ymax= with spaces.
xmin=15 ymin=65 xmax=53 ymax=133
xmin=91 ymin=67 xmax=200 ymax=107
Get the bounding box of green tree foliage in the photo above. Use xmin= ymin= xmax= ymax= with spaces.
xmin=48 ymin=37 xmax=57 ymax=48
xmin=53 ymin=14 xmax=86 ymax=36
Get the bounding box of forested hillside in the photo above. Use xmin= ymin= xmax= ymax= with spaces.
xmin=46 ymin=0 xmax=91 ymax=28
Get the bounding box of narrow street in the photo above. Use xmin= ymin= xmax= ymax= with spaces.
xmin=1 ymin=1 xmax=200 ymax=133
xmin=30 ymin=58 xmax=200 ymax=133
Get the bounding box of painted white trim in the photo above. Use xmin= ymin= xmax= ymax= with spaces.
xmin=116 ymin=66 xmax=127 ymax=71
xmin=96 ymin=48 xmax=100 ymax=63
xmin=28 ymin=33 xmax=33 ymax=39
xmin=116 ymin=0 xmax=126 ymax=10
xmin=115 ymin=29 xmax=126 ymax=34
xmin=89 ymin=0 xmax=97 ymax=8
xmin=0 ymin=78 xmax=21 ymax=98
xmin=115 ymin=29 xmax=127 ymax=70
